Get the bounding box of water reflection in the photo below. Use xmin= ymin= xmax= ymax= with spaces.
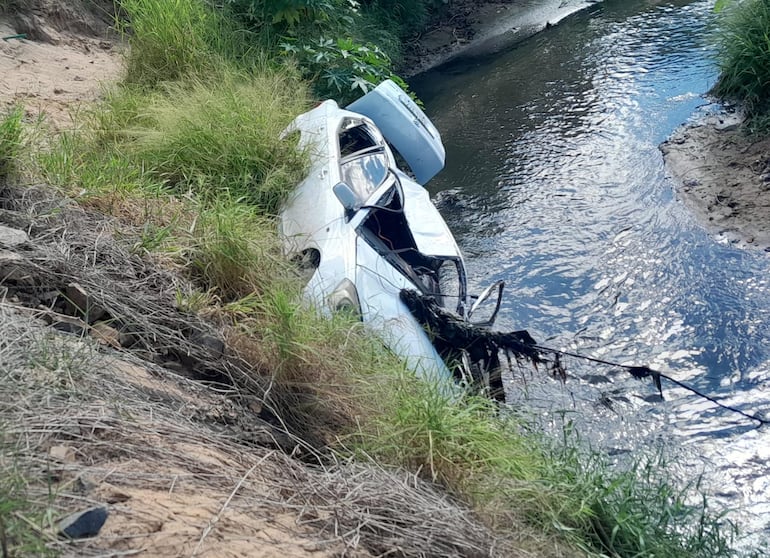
xmin=412 ymin=0 xmax=770 ymax=542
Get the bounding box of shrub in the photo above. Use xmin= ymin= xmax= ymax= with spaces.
xmin=279 ymin=36 xmax=406 ymax=103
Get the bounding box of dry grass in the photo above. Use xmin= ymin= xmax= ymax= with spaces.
xmin=0 ymin=307 xmax=515 ymax=557
xmin=0 ymin=180 xmax=517 ymax=557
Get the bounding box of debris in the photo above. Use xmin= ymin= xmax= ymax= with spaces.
xmin=400 ymin=289 xmax=541 ymax=401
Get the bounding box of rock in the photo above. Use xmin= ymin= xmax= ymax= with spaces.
xmin=49 ymin=445 xmax=77 ymax=463
xmin=57 ymin=506 xmax=108 ymax=539
xmin=64 ymin=282 xmax=106 ymax=322
xmin=191 ymin=332 xmax=226 ymax=359
xmin=0 ymin=251 xmax=35 ymax=286
xmin=90 ymin=321 xmax=121 ymax=347
xmin=0 ymin=225 xmax=29 ymax=248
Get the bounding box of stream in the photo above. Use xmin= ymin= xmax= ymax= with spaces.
xmin=411 ymin=0 xmax=770 ymax=545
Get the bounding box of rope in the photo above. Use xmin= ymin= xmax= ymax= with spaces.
xmin=532 ymin=344 xmax=770 ymax=427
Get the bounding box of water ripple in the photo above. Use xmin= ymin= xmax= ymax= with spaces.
xmin=413 ymin=0 xmax=770 ymax=541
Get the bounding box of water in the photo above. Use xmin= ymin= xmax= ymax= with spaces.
xmin=411 ymin=0 xmax=770 ymax=544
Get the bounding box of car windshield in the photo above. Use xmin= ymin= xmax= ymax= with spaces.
xmin=338 ymin=122 xmax=389 ymax=201
xmin=341 ymin=152 xmax=389 ymax=200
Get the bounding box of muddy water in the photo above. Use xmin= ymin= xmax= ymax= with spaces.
xmin=412 ymin=0 xmax=770 ymax=543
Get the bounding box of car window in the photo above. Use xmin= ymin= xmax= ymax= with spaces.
xmin=339 ymin=124 xmax=377 ymax=157
xmin=341 ymin=153 xmax=389 ymax=200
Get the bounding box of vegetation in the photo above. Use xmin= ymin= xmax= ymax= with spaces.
xmin=221 ymin=0 xmax=445 ymax=102
xmin=0 ymin=0 xmax=756 ymax=556
xmin=0 ymin=105 xmax=24 ymax=179
xmin=0 ymin=448 xmax=55 ymax=557
xmin=713 ymin=0 xmax=770 ymax=133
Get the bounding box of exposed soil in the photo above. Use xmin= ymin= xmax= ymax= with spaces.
xmin=660 ymin=111 xmax=770 ymax=251
xmin=400 ymin=1 xmax=522 ymax=76
xmin=0 ymin=0 xmax=121 ymax=127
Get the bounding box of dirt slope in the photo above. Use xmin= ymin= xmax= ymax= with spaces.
xmin=0 ymin=0 xmax=121 ymax=127
xmin=0 ymin=3 xmax=530 ymax=557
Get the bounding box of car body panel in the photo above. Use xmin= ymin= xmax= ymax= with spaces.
xmin=347 ymin=79 xmax=445 ymax=185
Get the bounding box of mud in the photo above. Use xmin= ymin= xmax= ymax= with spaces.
xmin=660 ymin=111 xmax=770 ymax=251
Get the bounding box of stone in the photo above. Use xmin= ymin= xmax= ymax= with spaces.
xmin=64 ymin=282 xmax=106 ymax=323
xmin=49 ymin=445 xmax=77 ymax=463
xmin=0 ymin=225 xmax=28 ymax=248
xmin=57 ymin=506 xmax=109 ymax=539
xmin=90 ymin=322 xmax=120 ymax=348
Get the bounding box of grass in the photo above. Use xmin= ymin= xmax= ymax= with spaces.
xmin=117 ymin=0 xmax=258 ymax=86
xmin=0 ymin=458 xmax=55 ymax=558
xmin=713 ymin=0 xmax=770 ymax=133
xmin=0 ymin=105 xmax=24 ymax=179
xmin=350 ymin=376 xmax=743 ymax=557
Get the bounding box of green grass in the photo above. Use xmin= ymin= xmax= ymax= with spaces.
xmin=713 ymin=0 xmax=770 ymax=132
xmin=0 ymin=436 xmax=55 ymax=557
xmin=0 ymin=105 xmax=24 ymax=179
xmin=117 ymin=0 xmax=258 ymax=85
xmin=35 ymin=70 xmax=309 ymax=300
xmin=350 ymin=378 xmax=741 ymax=557
xmin=124 ymin=72 xmax=308 ymax=212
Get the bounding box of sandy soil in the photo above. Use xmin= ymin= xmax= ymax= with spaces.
xmin=0 ymin=1 xmax=121 ymax=128
xmin=660 ymin=112 xmax=770 ymax=251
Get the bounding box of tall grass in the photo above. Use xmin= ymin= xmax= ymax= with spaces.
xmin=118 ymin=0 xmax=260 ymax=85
xmin=350 ymin=378 xmax=741 ymax=557
xmin=125 ymin=72 xmax=308 ymax=212
xmin=713 ymin=0 xmax=770 ymax=132
xmin=187 ymin=195 xmax=291 ymax=299
xmin=0 ymin=106 xmax=24 ymax=179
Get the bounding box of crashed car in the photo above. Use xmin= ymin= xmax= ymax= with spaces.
xmin=279 ymin=80 xmax=503 ymax=391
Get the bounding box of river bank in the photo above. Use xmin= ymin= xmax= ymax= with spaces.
xmin=660 ymin=111 xmax=770 ymax=251
xmin=400 ymin=0 xmax=596 ymax=76
xmin=0 ymin=1 xmax=758 ymax=556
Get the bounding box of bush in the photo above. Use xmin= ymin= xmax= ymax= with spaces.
xmin=279 ymin=36 xmax=404 ymax=103
xmin=223 ymin=0 xmax=420 ymax=102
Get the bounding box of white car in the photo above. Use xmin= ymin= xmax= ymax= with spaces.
xmin=280 ymin=80 xmax=503 ymax=391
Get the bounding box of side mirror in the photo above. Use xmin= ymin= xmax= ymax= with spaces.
xmin=333 ymin=182 xmax=360 ymax=220
xmin=468 ymin=280 xmax=504 ymax=327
